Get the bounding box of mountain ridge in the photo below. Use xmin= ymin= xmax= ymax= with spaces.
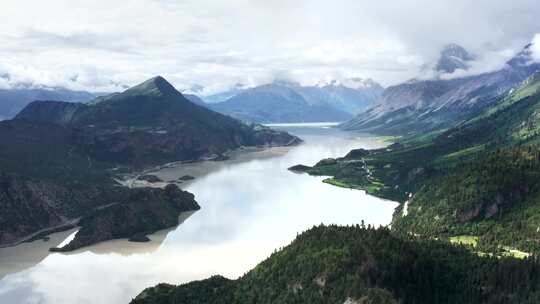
xmin=2 ymin=76 xmax=300 ymax=250
xmin=341 ymin=43 xmax=540 ymax=135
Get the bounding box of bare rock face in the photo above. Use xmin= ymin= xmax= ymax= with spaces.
xmin=435 ymin=43 xmax=474 ymax=74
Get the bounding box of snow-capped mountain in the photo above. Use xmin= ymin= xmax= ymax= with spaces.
xmin=341 ymin=43 xmax=540 ymax=135
xmin=207 ymin=78 xmax=384 ymax=123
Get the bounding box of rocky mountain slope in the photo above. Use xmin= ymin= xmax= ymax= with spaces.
xmin=341 ymin=43 xmax=540 ymax=135
xmin=435 ymin=43 xmax=475 ymax=73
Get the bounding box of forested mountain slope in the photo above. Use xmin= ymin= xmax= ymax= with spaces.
xmin=132 ymin=225 xmax=540 ymax=304
xmin=295 ymin=72 xmax=540 ymax=253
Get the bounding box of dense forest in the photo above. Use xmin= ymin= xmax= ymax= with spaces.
xmin=293 ymin=73 xmax=540 ymax=255
xmin=132 ymin=225 xmax=540 ymax=304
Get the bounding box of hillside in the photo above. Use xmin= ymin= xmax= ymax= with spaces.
xmin=294 ymin=72 xmax=540 ymax=253
xmin=132 ymin=225 xmax=540 ymax=304
xmin=0 ymin=119 xmax=201 ymax=250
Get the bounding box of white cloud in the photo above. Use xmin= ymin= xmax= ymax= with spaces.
xmin=531 ymin=33 xmax=540 ymax=62
xmin=0 ymin=0 xmax=539 ymax=93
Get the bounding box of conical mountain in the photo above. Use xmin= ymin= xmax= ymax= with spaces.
xmin=16 ymin=76 xmax=300 ymax=166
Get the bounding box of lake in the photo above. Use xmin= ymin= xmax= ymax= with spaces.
xmin=0 ymin=123 xmax=398 ymax=304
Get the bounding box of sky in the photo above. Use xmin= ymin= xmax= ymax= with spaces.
xmin=0 ymin=0 xmax=539 ymax=95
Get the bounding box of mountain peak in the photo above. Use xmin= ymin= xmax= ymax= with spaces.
xmin=435 ymin=43 xmax=474 ymax=73
xmin=506 ymin=43 xmax=535 ymax=68
xmin=272 ymin=80 xmax=301 ymax=87
xmin=124 ymin=76 xmax=179 ymax=97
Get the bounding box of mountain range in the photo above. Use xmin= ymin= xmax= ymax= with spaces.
xmin=341 ymin=43 xmax=540 ymax=135
xmin=131 ymin=41 xmax=540 ymax=304
xmin=208 ymin=79 xmax=383 ymax=123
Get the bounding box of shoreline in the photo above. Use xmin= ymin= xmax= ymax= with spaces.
xmin=0 ymin=145 xmax=296 ymax=251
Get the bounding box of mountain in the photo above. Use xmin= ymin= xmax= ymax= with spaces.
xmin=0 ymin=119 xmax=201 ymax=250
xmin=17 ymin=76 xmax=300 ymax=166
xmin=201 ymin=83 xmax=247 ymax=103
xmin=210 ymin=83 xmax=353 ymax=123
xmin=2 ymin=76 xmax=299 ymax=250
xmin=132 ymin=225 xmax=540 ymax=304
xmin=435 ymin=43 xmax=474 ymax=73
xmin=341 ymin=43 xmax=540 ymax=135
xmin=294 ymin=72 xmax=540 ymax=254
xmin=294 ymin=79 xmax=384 ymax=115
xmin=209 ymin=79 xmax=383 ymax=123
xmin=0 ymin=87 xmax=99 ymax=120
xmin=133 ymin=73 xmax=540 ymax=304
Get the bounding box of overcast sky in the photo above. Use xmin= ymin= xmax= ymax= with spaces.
xmin=0 ymin=0 xmax=539 ymax=94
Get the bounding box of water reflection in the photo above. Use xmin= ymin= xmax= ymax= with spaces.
xmin=0 ymin=124 xmax=398 ymax=304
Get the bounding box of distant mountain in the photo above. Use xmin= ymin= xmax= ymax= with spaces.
xmin=210 ymin=83 xmax=353 ymax=123
xmin=209 ymin=79 xmax=383 ymax=123
xmin=0 ymin=87 xmax=99 ymax=120
xmin=341 ymin=43 xmax=540 ymax=135
xmin=435 ymin=43 xmax=474 ymax=73
xmin=291 ymin=79 xmax=383 ymax=115
xmin=202 ymin=83 xmax=247 ymax=103
xmin=3 ymin=76 xmax=300 ymax=249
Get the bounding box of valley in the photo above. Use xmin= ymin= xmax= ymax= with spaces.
xmin=2 ymin=3 xmax=540 ymax=303
xmin=0 ymin=123 xmax=397 ymax=304
xmin=0 ymin=76 xmax=299 ymax=251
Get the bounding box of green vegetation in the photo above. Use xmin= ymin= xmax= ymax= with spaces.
xmin=293 ymin=73 xmax=540 ymax=254
xmin=1 ymin=76 xmax=298 ymax=248
xmin=449 ymin=235 xmax=478 ymax=247
xmin=132 ymin=225 xmax=540 ymax=304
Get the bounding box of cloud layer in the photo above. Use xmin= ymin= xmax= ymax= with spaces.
xmin=0 ymin=0 xmax=539 ymax=94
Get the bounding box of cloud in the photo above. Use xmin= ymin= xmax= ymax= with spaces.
xmin=531 ymin=34 xmax=540 ymax=62
xmin=0 ymin=0 xmax=539 ymax=93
